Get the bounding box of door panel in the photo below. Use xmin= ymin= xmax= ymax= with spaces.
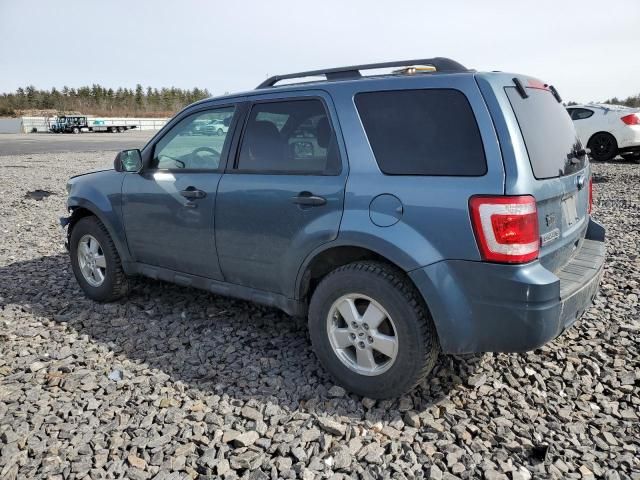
xmin=215 ymin=94 xmax=347 ymax=296
xmin=122 ymin=105 xmax=238 ymax=279
xmin=122 ymin=171 xmax=222 ymax=278
xmin=215 ymin=174 xmax=345 ymax=294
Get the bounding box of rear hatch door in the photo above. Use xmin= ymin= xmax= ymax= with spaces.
xmin=503 ymin=79 xmax=590 ymax=273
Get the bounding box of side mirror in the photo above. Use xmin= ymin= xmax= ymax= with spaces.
xmin=114 ymin=149 xmax=143 ymax=173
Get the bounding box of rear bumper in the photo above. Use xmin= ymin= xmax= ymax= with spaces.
xmin=410 ymin=219 xmax=606 ymax=354
xmin=617 ymin=125 xmax=640 ymax=150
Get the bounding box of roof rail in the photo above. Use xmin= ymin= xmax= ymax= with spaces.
xmin=256 ymin=57 xmax=468 ymax=89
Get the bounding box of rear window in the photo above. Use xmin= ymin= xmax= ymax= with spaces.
xmin=355 ymin=89 xmax=486 ymax=176
xmin=505 ymin=87 xmax=585 ymax=179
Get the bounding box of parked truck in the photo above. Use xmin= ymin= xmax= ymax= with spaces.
xmin=50 ymin=116 xmax=137 ymax=134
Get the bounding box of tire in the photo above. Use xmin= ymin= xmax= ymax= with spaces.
xmin=110 ymin=127 xmax=118 ymax=133
xmin=588 ymin=132 xmax=618 ymax=162
xmin=217 ymin=128 xmax=224 ymax=136
xmin=117 ymin=127 xmax=124 ymax=133
xmin=308 ymin=261 xmax=440 ymax=398
xmin=69 ymin=216 xmax=129 ymax=302
xmin=72 ymin=127 xmax=80 ymax=134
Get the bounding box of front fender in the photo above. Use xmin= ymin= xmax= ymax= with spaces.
xmin=66 ymin=177 xmax=131 ymax=265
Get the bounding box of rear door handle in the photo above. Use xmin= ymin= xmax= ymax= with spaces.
xmin=180 ymin=187 xmax=207 ymax=200
xmin=291 ymin=192 xmax=326 ymax=206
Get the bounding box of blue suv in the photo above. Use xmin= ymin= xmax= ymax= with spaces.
xmin=62 ymin=58 xmax=606 ymax=398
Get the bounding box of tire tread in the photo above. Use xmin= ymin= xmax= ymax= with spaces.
xmin=311 ymin=260 xmax=439 ymax=396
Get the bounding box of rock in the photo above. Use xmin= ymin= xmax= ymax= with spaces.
xmin=333 ymin=447 xmax=351 ymax=470
xmin=241 ymin=406 xmax=263 ymax=422
xmin=467 ymin=373 xmax=487 ymax=387
xmin=361 ymin=398 xmax=376 ymax=409
xmin=108 ymin=369 xmax=123 ymax=381
xmin=29 ymin=361 xmax=46 ymax=372
xmin=230 ymin=451 xmax=262 ymax=470
xmin=233 ymin=430 xmax=259 ymax=447
xmin=429 ymin=465 xmax=443 ymax=479
xmin=217 ymin=458 xmax=230 ymax=475
xmin=197 ymin=448 xmax=217 ymax=469
xmin=317 ymin=418 xmax=346 ymax=436
xmin=275 ymin=457 xmax=292 ymax=471
xmin=404 ymin=410 xmax=421 ymax=428
xmin=328 ymin=385 xmax=346 ymax=398
xmin=127 ymin=454 xmax=146 ymax=470
xmin=223 ymin=429 xmax=240 ymax=443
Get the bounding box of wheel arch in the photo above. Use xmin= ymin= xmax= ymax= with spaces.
xmin=587 ymin=130 xmax=618 ymax=147
xmin=295 ymin=243 xmax=423 ymax=304
xmin=66 ymin=202 xmax=132 ymax=266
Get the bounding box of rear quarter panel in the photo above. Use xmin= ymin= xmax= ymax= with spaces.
xmin=326 ymin=74 xmax=505 ymax=270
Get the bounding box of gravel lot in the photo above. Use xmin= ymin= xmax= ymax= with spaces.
xmin=0 ymin=150 xmax=638 ymax=480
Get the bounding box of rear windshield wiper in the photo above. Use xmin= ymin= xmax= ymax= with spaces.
xmin=512 ymin=77 xmax=563 ymax=103
xmin=549 ymin=85 xmax=562 ymax=103
xmin=512 ymin=77 xmax=528 ymax=99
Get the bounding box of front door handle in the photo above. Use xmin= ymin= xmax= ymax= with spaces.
xmin=180 ymin=187 xmax=207 ymax=200
xmin=291 ymin=192 xmax=327 ymax=206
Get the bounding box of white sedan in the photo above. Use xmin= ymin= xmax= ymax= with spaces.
xmin=567 ymin=104 xmax=640 ymax=162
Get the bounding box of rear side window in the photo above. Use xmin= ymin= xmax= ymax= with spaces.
xmin=236 ymin=99 xmax=340 ymax=175
xmin=505 ymin=87 xmax=585 ymax=179
xmin=355 ymin=89 xmax=486 ymax=176
xmin=572 ymin=108 xmax=594 ymax=120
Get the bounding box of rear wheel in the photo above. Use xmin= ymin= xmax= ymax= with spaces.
xmin=69 ymin=216 xmax=129 ymax=302
xmin=110 ymin=126 xmax=118 ymax=133
xmin=308 ymin=261 xmax=440 ymax=398
xmin=217 ymin=128 xmax=224 ymax=136
xmin=588 ymin=132 xmax=618 ymax=161
xmin=72 ymin=127 xmax=80 ymax=134
xmin=117 ymin=127 xmax=124 ymax=133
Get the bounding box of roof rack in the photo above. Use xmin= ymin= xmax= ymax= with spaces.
xmin=256 ymin=57 xmax=468 ymax=89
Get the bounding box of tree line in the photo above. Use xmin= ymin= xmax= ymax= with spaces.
xmin=0 ymin=84 xmax=212 ymax=117
xmin=566 ymin=92 xmax=640 ymax=108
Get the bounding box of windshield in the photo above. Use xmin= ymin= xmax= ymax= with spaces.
xmin=505 ymin=86 xmax=586 ymax=179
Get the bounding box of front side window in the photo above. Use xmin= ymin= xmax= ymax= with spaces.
xmin=236 ymin=99 xmax=340 ymax=174
xmin=153 ymin=107 xmax=235 ymax=170
xmin=355 ymin=89 xmax=487 ymax=176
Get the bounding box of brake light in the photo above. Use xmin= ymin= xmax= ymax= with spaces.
xmin=621 ymin=113 xmax=640 ymax=125
xmin=469 ymin=195 xmax=539 ymax=264
xmin=588 ymin=176 xmax=593 ymax=214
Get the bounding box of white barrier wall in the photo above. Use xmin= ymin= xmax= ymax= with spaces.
xmin=0 ymin=118 xmax=23 ymax=133
xmin=21 ymin=116 xmax=169 ymax=133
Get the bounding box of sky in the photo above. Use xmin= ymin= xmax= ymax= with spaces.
xmin=1 ymin=0 xmax=639 ymax=103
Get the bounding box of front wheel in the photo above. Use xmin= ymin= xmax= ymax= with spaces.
xmin=69 ymin=216 xmax=129 ymax=302
xmin=72 ymin=127 xmax=80 ymax=134
xmin=308 ymin=261 xmax=440 ymax=398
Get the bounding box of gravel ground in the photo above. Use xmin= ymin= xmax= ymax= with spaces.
xmin=0 ymin=151 xmax=638 ymax=480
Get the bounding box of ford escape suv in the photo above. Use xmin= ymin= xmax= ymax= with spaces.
xmin=62 ymin=58 xmax=606 ymax=398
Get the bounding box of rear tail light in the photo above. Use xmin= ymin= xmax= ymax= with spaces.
xmin=469 ymin=195 xmax=539 ymax=264
xmin=588 ymin=176 xmax=593 ymax=214
xmin=621 ymin=113 xmax=640 ymax=125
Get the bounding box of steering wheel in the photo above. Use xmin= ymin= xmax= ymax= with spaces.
xmin=190 ymin=146 xmax=221 ymax=169
xmin=193 ymin=146 xmax=220 ymax=157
